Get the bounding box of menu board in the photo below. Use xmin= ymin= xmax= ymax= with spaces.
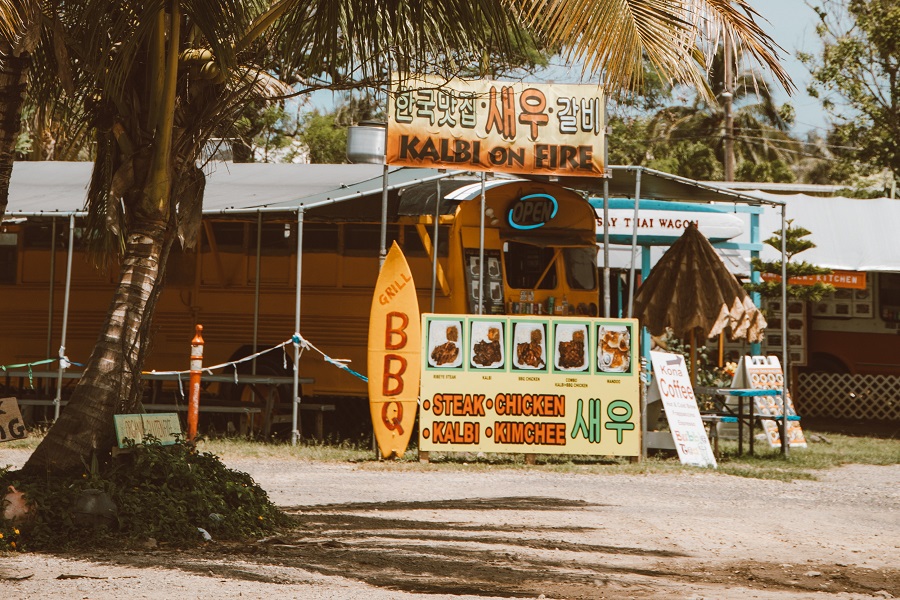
xmin=732 ymin=355 xmax=806 ymax=449
xmin=649 ymin=352 xmax=717 ymax=468
xmin=420 ymin=314 xmax=640 ymax=456
xmin=464 ymin=248 xmax=505 ymax=314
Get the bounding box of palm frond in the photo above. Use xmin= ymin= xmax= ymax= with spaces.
xmin=518 ymin=0 xmax=792 ymax=100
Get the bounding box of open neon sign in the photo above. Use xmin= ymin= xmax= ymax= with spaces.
xmin=506 ymin=193 xmax=558 ymax=230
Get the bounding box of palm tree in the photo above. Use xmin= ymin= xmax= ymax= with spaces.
xmin=7 ymin=0 xmax=791 ymax=474
xmin=645 ymin=42 xmax=801 ymax=178
xmin=15 ymin=0 xmax=527 ymax=474
xmin=0 ymin=0 xmax=41 ymax=222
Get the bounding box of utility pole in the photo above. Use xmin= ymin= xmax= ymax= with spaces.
xmin=723 ymin=35 xmax=735 ymax=182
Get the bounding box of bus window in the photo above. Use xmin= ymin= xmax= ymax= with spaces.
xmin=164 ymin=245 xmax=196 ymax=286
xmin=203 ymin=221 xmax=246 ymax=252
xmin=564 ymin=247 xmax=597 ymax=290
xmin=879 ymin=272 xmax=900 ymax=321
xmin=250 ymin=223 xmax=296 ymax=255
xmin=504 ymin=241 xmax=557 ymax=290
xmin=401 ymin=225 xmax=427 ymax=256
xmin=300 ymin=223 xmax=339 ymax=253
xmin=343 ymin=224 xmax=399 ymax=254
xmin=0 ymin=232 xmax=15 ymax=284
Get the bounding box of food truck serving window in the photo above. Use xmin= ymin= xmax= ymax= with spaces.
xmin=504 ymin=241 xmax=557 ymax=289
xmin=564 ymin=247 xmax=597 ymax=290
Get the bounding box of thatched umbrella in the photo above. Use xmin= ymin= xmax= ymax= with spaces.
xmin=633 ymin=222 xmax=766 ymax=384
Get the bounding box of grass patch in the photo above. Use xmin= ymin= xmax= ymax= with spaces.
xmin=356 ymin=430 xmax=899 ymax=482
xmin=198 ymin=435 xmax=375 ymax=463
xmin=7 ymin=426 xmax=899 ymax=486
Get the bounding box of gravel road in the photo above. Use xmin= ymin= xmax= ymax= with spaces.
xmin=1 ymin=447 xmax=898 ymax=599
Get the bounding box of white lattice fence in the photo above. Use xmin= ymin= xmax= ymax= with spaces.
xmin=796 ymin=373 xmax=900 ymax=421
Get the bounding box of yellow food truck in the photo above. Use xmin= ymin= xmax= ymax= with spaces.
xmin=1 ymin=163 xmax=599 ymax=436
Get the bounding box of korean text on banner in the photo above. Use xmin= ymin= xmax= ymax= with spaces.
xmin=387 ymin=74 xmax=605 ymax=177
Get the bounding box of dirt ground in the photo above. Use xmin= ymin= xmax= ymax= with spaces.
xmin=1 ymin=447 xmax=898 ymax=600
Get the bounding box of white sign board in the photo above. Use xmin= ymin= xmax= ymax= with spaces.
xmin=650 ymin=352 xmax=717 ymax=468
xmin=733 ymin=356 xmax=807 ymax=448
xmin=0 ymin=397 xmax=27 ymax=443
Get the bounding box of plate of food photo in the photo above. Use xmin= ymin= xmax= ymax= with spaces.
xmin=554 ymin=323 xmax=588 ymax=371
xmin=428 ymin=320 xmax=462 ymax=368
xmin=470 ymin=321 xmax=504 ymax=369
xmin=513 ymin=322 xmax=546 ymax=370
xmin=598 ymin=325 xmax=631 ymax=373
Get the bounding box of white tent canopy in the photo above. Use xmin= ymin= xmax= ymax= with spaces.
xmin=751 ymin=192 xmax=900 ymax=273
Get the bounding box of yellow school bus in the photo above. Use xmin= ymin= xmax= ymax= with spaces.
xmin=1 ymin=164 xmax=599 ymax=435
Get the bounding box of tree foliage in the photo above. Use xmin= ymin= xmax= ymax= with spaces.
xmin=608 ymin=44 xmax=801 ymax=181
xmin=744 ymin=220 xmax=835 ymax=303
xmin=802 ymin=0 xmax=900 ymax=185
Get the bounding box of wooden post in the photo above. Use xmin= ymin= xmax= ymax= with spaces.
xmin=188 ymin=324 xmax=204 ymax=441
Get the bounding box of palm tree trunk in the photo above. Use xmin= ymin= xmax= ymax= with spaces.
xmin=23 ymin=218 xmax=171 ymax=474
xmin=0 ymin=51 xmax=31 ymax=222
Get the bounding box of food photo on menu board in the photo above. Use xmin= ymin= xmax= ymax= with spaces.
xmin=428 ymin=319 xmax=463 ymax=369
xmin=597 ymin=323 xmax=632 ymax=373
xmin=512 ymin=321 xmax=547 ymax=370
xmin=554 ymin=322 xmax=589 ymax=372
xmin=470 ymin=320 xmax=505 ymax=369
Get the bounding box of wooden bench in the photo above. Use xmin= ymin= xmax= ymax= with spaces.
xmin=4 ymin=370 xmax=320 ymax=440
xmin=269 ymin=403 xmax=336 ymax=440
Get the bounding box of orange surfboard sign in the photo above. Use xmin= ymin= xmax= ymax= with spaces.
xmin=367 ymin=242 xmax=421 ymax=459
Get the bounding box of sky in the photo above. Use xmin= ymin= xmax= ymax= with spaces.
xmin=305 ymin=1 xmax=830 ymax=136
xmin=751 ymin=0 xmax=828 ymax=135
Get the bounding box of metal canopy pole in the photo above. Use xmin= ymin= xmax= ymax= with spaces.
xmin=252 ymin=212 xmax=262 ymax=375
xmin=430 ymin=178 xmax=441 ymax=313
xmin=780 ymin=205 xmax=789 ymax=457
xmin=478 ymin=171 xmax=486 ymax=315
xmin=379 ymin=163 xmax=389 ymax=269
xmin=291 ymin=209 xmax=304 ymax=446
xmin=627 ymin=169 xmax=642 ymax=318
xmin=602 ymin=178 xmax=611 ymax=317
xmin=54 ymin=213 xmax=75 ymax=420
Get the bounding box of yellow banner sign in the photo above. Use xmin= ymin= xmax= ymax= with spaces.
xmin=420 ymin=315 xmax=640 ymax=456
xmin=388 ymin=74 xmax=605 ymax=177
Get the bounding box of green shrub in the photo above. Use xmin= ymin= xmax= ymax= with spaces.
xmin=1 ymin=440 xmax=292 ymax=551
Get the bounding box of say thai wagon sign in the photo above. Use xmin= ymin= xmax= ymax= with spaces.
xmin=387 ymin=74 xmax=606 ymax=177
xmin=419 ymin=315 xmax=640 ymax=456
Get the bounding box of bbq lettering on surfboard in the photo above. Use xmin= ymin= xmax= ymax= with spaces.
xmin=367 ymin=242 xmax=421 ymax=459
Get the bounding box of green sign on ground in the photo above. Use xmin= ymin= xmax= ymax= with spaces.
xmin=113 ymin=413 xmax=182 ymax=447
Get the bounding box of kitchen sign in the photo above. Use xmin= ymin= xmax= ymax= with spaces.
xmin=761 ymin=270 xmax=866 ymax=290
xmin=387 ymin=74 xmax=605 ymax=177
